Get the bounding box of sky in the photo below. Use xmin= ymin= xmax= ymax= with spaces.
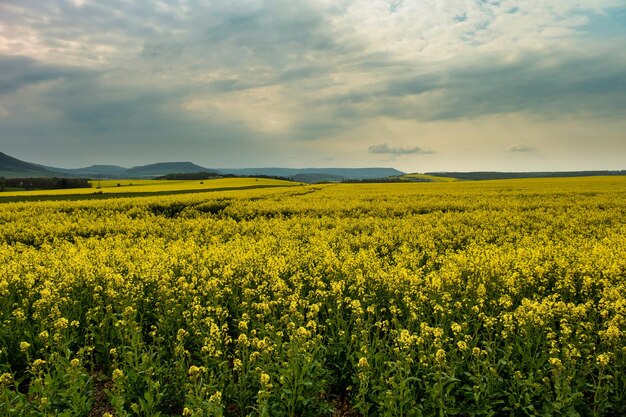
xmin=0 ymin=0 xmax=625 ymax=172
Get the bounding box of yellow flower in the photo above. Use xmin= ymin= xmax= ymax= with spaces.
xmin=435 ymin=349 xmax=447 ymax=363
xmin=12 ymin=309 xmax=26 ymax=321
xmin=54 ymin=317 xmax=69 ymax=330
xmin=112 ymin=368 xmax=124 ymax=381
xmin=596 ymin=354 xmax=610 ymax=367
xmin=358 ymin=357 xmax=369 ymax=368
xmin=0 ymin=372 xmax=13 ymax=386
xmin=32 ymin=359 xmax=46 ymax=368
xmin=209 ymin=391 xmax=222 ymax=404
xmin=296 ymin=326 xmax=310 ymax=337
xmin=397 ymin=329 xmax=412 ymax=346
xmin=549 ymin=357 xmax=562 ymax=369
xmin=260 ymin=372 xmax=271 ymax=386
xmin=603 ymin=325 xmax=621 ymax=342
xmin=19 ymin=341 xmax=31 ymax=352
xmin=237 ymin=333 xmax=249 ymax=346
xmin=188 ymin=365 xmax=205 ymax=379
xmin=176 ymin=328 xmax=189 ymax=341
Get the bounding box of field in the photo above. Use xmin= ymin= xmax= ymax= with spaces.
xmin=1 ymin=177 xmax=625 ymax=416
xmin=0 ymin=178 xmax=298 ymax=200
xmin=398 ymin=174 xmax=459 ymax=182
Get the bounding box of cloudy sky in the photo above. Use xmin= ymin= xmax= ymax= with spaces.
xmin=1 ymin=0 xmax=625 ymax=172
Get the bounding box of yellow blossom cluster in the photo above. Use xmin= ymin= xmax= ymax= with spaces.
xmin=0 ymin=176 xmax=625 ymax=415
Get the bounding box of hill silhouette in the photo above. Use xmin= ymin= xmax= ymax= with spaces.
xmin=0 ymin=152 xmax=59 ymax=178
xmin=0 ymin=152 xmax=406 ymax=181
xmin=125 ymin=162 xmax=218 ymax=177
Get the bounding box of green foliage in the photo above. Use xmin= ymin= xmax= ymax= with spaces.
xmin=0 ymin=177 xmax=625 ymax=416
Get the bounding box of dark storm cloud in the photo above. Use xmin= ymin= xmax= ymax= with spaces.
xmin=0 ymin=56 xmax=88 ymax=95
xmin=436 ymin=53 xmax=626 ymax=120
xmin=141 ymin=41 xmax=186 ymax=59
xmin=203 ymin=2 xmax=336 ymax=54
xmin=0 ymin=70 xmax=272 ymax=167
xmin=384 ymin=74 xmax=442 ymax=97
xmin=319 ymin=49 xmax=626 ymax=123
xmin=0 ymin=1 xmax=335 ymax=164
xmin=0 ymin=55 xmax=269 ymax=166
xmin=50 ymin=85 xmax=171 ymax=132
xmin=39 ymin=72 xmax=263 ymax=148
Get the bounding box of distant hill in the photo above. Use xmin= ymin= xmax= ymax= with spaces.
xmin=155 ymin=172 xmax=223 ymax=180
xmin=219 ymin=167 xmax=404 ymax=181
xmin=0 ymin=152 xmax=61 ymax=178
xmin=0 ymin=153 xmax=219 ymax=179
xmin=291 ymin=173 xmax=345 ymax=183
xmin=61 ymin=165 xmax=129 ymax=178
xmin=5 ymin=151 xmax=623 ymax=183
xmin=1 ymin=152 xmax=403 ymax=181
xmin=125 ymin=162 xmax=219 ymax=178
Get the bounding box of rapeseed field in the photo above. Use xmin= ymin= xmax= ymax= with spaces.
xmin=0 ymin=178 xmax=296 ymax=198
xmin=1 ymin=177 xmax=624 ymax=416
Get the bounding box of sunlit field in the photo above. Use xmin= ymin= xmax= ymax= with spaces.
xmin=0 ymin=178 xmax=298 ymax=198
xmin=1 ymin=177 xmax=625 ymax=416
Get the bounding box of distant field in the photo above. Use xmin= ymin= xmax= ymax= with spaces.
xmin=400 ymin=173 xmax=460 ymax=182
xmin=0 ymin=177 xmax=299 ymax=200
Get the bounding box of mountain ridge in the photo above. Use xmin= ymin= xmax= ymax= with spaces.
xmin=6 ymin=152 xmax=623 ymax=183
xmin=0 ymin=152 xmax=59 ymax=178
xmin=218 ymin=167 xmax=404 ymax=180
xmin=0 ymin=152 xmax=404 ymax=181
xmin=125 ymin=162 xmax=218 ymax=177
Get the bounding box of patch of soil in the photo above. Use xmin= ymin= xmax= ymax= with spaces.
xmin=88 ymin=375 xmax=115 ymax=417
xmin=332 ymin=394 xmax=361 ymax=417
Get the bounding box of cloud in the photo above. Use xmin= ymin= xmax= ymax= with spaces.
xmin=0 ymin=1 xmax=625 ymax=169
xmin=0 ymin=56 xmax=88 ymax=95
xmin=368 ymin=143 xmax=433 ymax=155
xmin=507 ymin=143 xmax=535 ymax=152
xmin=320 ymin=47 xmax=626 ymax=123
